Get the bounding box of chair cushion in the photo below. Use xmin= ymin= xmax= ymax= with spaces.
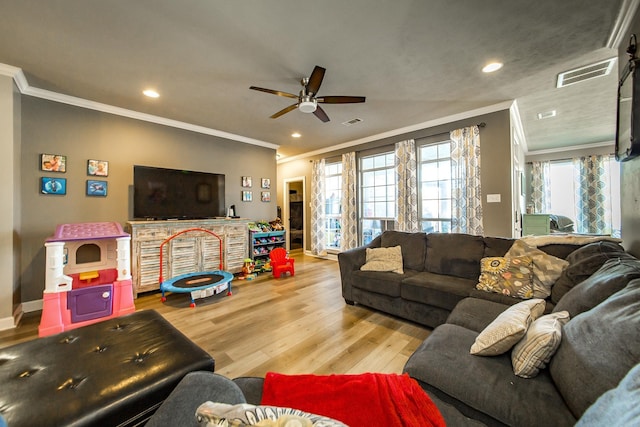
xmin=550 ymin=278 xmax=640 ymax=419
xmin=401 ymin=272 xmax=477 ymax=310
xmin=350 ymin=269 xmax=419 ymax=297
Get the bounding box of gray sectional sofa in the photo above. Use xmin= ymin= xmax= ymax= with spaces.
xmin=338 ymin=231 xmax=583 ymax=328
xmin=338 ymin=230 xmax=640 ymax=426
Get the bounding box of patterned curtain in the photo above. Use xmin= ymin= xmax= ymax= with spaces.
xmin=573 ymin=155 xmax=612 ymax=235
xmin=310 ymin=159 xmax=327 ymax=256
xmin=450 ymin=126 xmax=483 ymax=235
xmin=530 ymin=161 xmax=551 ymax=213
xmin=340 ymin=152 xmax=359 ymax=251
xmin=395 ymin=139 xmax=420 ymax=232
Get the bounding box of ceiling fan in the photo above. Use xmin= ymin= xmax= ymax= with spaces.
xmin=249 ymin=65 xmax=365 ymax=122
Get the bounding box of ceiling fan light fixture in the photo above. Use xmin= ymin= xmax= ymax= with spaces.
xmin=298 ymin=96 xmax=317 ymax=113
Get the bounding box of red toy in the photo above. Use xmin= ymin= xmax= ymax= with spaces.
xmin=269 ymin=247 xmax=295 ymax=278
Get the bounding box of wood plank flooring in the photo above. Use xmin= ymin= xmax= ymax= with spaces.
xmin=0 ymin=252 xmax=431 ymax=379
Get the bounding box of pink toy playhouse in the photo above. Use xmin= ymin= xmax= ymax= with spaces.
xmin=38 ymin=222 xmax=135 ymax=337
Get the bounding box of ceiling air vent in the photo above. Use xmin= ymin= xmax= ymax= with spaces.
xmin=556 ymin=58 xmax=616 ymax=88
xmin=342 ymin=118 xmax=363 ymax=126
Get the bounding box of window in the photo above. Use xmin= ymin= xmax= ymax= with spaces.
xmin=325 ymin=162 xmax=342 ymax=249
xmin=547 ymin=157 xmax=621 ymax=237
xmin=360 ymin=151 xmax=395 ymax=244
xmin=418 ymin=141 xmax=452 ymax=233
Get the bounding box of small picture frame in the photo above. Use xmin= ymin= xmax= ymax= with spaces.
xmin=86 ymin=180 xmax=108 ymax=197
xmin=261 ymin=178 xmax=271 ymax=189
xmin=40 ymin=153 xmax=66 ymax=173
xmin=261 ymin=191 xmax=271 ymax=202
xmin=242 ymin=190 xmax=252 ymax=202
xmin=41 ymin=177 xmax=67 ymax=195
xmin=242 ymin=176 xmax=252 ymax=188
xmin=87 ymin=159 xmax=109 ymax=176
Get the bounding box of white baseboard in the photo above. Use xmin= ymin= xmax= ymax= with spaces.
xmin=22 ymin=299 xmax=43 ymax=313
xmin=0 ymin=315 xmax=14 ymax=331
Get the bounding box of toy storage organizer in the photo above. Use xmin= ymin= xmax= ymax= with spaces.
xmin=39 ymin=222 xmax=135 ymax=337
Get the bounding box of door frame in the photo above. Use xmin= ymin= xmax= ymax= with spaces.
xmin=283 ymin=176 xmax=306 ymax=251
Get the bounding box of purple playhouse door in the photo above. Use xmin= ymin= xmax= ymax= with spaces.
xmin=67 ymin=284 xmax=113 ymax=323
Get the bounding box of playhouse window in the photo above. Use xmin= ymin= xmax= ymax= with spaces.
xmin=76 ymin=243 xmax=101 ymax=264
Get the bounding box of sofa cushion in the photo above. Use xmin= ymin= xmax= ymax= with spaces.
xmin=576 ymin=362 xmax=640 ymax=427
xmin=511 ymin=311 xmax=570 ymax=378
xmin=446 ymin=297 xmax=511 ymax=333
xmin=553 ymin=258 xmax=640 ymax=318
xmin=404 ymin=324 xmax=577 ymax=427
xmin=350 ymin=269 xmax=419 ymax=297
xmin=550 ymin=278 xmax=640 ymax=419
xmin=551 ymin=241 xmax=630 ymax=304
xmin=470 ymin=298 xmax=545 ymax=356
xmin=483 ymin=236 xmax=514 ymax=258
xmin=506 ymin=240 xmax=569 ymax=298
xmin=380 ymin=231 xmax=427 ymax=271
xmin=425 ymin=233 xmax=484 ymax=279
xmin=360 ymin=245 xmax=403 ymax=274
xmin=401 ymin=272 xmax=477 ymax=311
xmin=476 ymin=256 xmax=534 ymax=300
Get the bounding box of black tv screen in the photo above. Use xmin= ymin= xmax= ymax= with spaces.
xmin=133 ymin=165 xmax=225 ymax=219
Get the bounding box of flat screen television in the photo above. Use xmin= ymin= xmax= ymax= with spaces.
xmin=133 ymin=165 xmax=225 ymax=219
xmin=616 ymin=34 xmax=640 ymax=162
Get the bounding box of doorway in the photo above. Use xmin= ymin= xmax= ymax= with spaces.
xmin=284 ymin=177 xmax=305 ymax=251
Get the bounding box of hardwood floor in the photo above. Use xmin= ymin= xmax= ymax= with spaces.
xmin=0 ymin=253 xmax=431 ymax=379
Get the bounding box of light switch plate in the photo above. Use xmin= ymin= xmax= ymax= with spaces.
xmin=487 ymin=194 xmax=501 ymax=203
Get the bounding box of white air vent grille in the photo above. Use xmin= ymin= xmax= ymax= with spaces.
xmin=342 ymin=118 xmax=363 ymax=126
xmin=557 ymin=58 xmax=616 ymax=88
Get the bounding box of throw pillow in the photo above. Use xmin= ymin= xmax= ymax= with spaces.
xmin=470 ymin=298 xmax=546 ymax=356
xmin=506 ymin=240 xmax=569 ymax=298
xmin=196 ymin=401 xmax=347 ymax=426
xmin=511 ymin=311 xmax=570 ymax=378
xmin=360 ymin=245 xmax=404 ymax=274
xmin=476 ymin=256 xmax=534 ymax=299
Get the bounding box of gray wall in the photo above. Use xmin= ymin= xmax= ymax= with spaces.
xmin=620 ymin=9 xmax=640 ymax=257
xmin=20 ymin=97 xmax=277 ymax=302
xmin=277 ymin=109 xmax=514 ymax=249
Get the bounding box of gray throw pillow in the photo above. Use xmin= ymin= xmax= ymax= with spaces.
xmin=550 ymin=278 xmax=640 ymax=419
xmin=553 ymin=258 xmax=640 ymax=318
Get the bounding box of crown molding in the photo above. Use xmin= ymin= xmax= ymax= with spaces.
xmin=526 ymin=140 xmax=614 ymax=156
xmin=278 ymin=100 xmax=514 ymax=164
xmin=608 ymin=0 xmax=640 ymax=49
xmin=1 ymin=62 xmax=279 ymax=150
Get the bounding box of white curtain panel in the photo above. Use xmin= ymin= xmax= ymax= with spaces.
xmin=573 ymin=155 xmax=612 ymax=235
xmin=395 ymin=139 xmax=420 ymax=232
xmin=530 ymin=161 xmax=552 ymax=213
xmin=450 ymin=125 xmax=484 ymax=235
xmin=341 ymin=152 xmax=359 ymax=251
xmin=310 ymin=159 xmax=327 ymax=256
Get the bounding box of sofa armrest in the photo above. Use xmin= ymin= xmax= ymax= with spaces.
xmin=338 ymin=235 xmax=382 ymax=302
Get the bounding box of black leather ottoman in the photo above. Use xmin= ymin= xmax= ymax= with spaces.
xmin=0 ymin=310 xmax=214 ymax=427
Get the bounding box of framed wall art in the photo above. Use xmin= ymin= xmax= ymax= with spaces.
xmin=261 ymin=178 xmax=271 ymax=189
xmin=40 ymin=177 xmax=67 ymax=195
xmin=242 ymin=190 xmax=252 ymax=202
xmin=86 ymin=180 xmax=108 ymax=197
xmin=40 ymin=153 xmax=66 ymax=173
xmin=261 ymin=191 xmax=271 ymax=202
xmin=87 ymin=159 xmax=109 ymax=176
xmin=242 ymin=176 xmax=252 ymax=188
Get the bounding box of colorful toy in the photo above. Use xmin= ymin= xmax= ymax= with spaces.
xmin=159 ymin=228 xmax=233 ymax=307
xmin=39 ymin=222 xmax=135 ymax=337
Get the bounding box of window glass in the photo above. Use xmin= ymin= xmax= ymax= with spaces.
xmin=419 ymin=139 xmax=452 ymax=233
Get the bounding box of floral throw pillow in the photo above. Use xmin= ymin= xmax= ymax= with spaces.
xmin=476 ymin=256 xmax=534 ymax=299
xmin=506 ymin=240 xmax=569 ymax=298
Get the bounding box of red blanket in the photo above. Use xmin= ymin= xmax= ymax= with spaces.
xmin=260 ymin=372 xmax=445 ymax=427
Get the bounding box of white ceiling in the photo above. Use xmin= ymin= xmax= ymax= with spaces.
xmin=0 ymin=0 xmax=634 ymax=159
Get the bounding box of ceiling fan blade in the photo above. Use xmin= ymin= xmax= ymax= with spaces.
xmin=313 ymin=105 xmax=330 ymax=122
xmin=317 ymin=96 xmax=366 ymax=104
xmin=250 ymin=86 xmax=298 ymax=99
xmin=270 ymin=103 xmax=299 ymax=119
xmin=306 ymin=66 xmax=326 ymax=96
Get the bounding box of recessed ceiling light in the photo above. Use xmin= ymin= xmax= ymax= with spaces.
xmin=482 ymin=62 xmax=503 ymax=73
xmin=143 ymin=89 xmax=160 ymax=98
xmin=291 ymin=132 xmax=301 ymax=138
